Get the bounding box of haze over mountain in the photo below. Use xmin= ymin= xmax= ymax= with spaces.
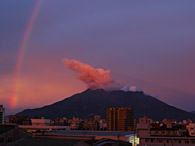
xmin=17 ymin=89 xmax=195 ymax=121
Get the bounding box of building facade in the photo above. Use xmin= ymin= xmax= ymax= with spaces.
xmin=107 ymin=107 xmax=134 ymax=131
xmin=31 ymin=117 xmax=51 ymax=126
xmin=0 ymin=105 xmax=5 ymax=124
xmin=137 ymin=117 xmax=195 ymax=146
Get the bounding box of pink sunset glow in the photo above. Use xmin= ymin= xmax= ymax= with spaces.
xmin=0 ymin=1 xmax=195 ymax=115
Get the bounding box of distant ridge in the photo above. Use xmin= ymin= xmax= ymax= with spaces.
xmin=16 ymin=89 xmax=195 ymax=121
xmin=191 ymin=111 xmax=195 ymax=114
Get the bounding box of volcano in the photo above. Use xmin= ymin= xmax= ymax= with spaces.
xmin=16 ymin=89 xmax=195 ymax=121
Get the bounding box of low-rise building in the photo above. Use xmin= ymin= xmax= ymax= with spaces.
xmin=8 ymin=115 xmax=31 ymax=125
xmin=187 ymin=123 xmax=195 ymax=137
xmin=137 ymin=117 xmax=195 ymax=146
xmin=74 ymin=138 xmax=132 ymax=146
xmin=54 ymin=117 xmax=68 ymax=126
xmin=31 ymin=117 xmax=51 ymax=126
xmin=0 ymin=124 xmax=32 ymax=146
xmin=19 ymin=125 xmax=70 ymax=132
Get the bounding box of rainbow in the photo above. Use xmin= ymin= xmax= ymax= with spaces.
xmin=10 ymin=0 xmax=44 ymax=109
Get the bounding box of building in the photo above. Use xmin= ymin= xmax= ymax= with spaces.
xmin=137 ymin=117 xmax=195 ymax=146
xmin=99 ymin=119 xmax=107 ymax=130
xmin=18 ymin=125 xmax=70 ymax=132
xmin=8 ymin=115 xmax=31 ymax=125
xmin=74 ymin=138 xmax=132 ymax=146
xmin=18 ymin=117 xmax=70 ymax=132
xmin=94 ymin=115 xmax=101 ymax=122
xmin=0 ymin=105 xmax=5 ymax=124
xmin=187 ymin=123 xmax=195 ymax=136
xmin=1 ymin=134 xmax=81 ymax=146
xmin=54 ymin=117 xmax=68 ymax=126
xmin=107 ymin=107 xmax=134 ymax=131
xmin=31 ymin=117 xmax=51 ymax=126
xmin=48 ymin=130 xmax=134 ymax=142
xmin=0 ymin=124 xmax=32 ymax=146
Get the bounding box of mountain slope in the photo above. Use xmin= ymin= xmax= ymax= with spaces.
xmin=17 ymin=89 xmax=195 ymax=121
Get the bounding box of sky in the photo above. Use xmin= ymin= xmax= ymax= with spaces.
xmin=0 ymin=0 xmax=195 ymax=115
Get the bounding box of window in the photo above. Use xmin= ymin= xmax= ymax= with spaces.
xmin=191 ymin=140 xmax=195 ymax=144
xmin=185 ymin=140 xmax=189 ymax=144
xmin=158 ymin=139 xmax=163 ymax=143
xmin=0 ymin=138 xmax=4 ymax=143
xmin=8 ymin=138 xmax=13 ymax=143
xmin=145 ymin=139 xmax=150 ymax=142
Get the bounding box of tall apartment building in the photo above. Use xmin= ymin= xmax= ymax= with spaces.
xmin=107 ymin=107 xmax=134 ymax=131
xmin=0 ymin=105 xmax=5 ymax=124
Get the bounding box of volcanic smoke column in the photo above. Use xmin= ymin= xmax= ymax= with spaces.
xmin=63 ymin=59 xmax=114 ymax=89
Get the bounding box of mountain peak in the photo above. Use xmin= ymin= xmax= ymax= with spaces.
xmin=82 ymin=88 xmax=107 ymax=94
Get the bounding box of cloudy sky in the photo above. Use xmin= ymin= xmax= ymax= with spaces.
xmin=0 ymin=0 xmax=195 ymax=115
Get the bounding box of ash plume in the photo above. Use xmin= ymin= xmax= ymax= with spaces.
xmin=63 ymin=59 xmax=116 ymax=90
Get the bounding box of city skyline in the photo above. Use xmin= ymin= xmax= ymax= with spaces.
xmin=0 ymin=0 xmax=195 ymax=115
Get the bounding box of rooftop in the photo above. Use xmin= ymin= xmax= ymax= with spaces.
xmin=0 ymin=124 xmax=16 ymax=135
xmin=47 ymin=130 xmax=134 ymax=136
xmin=10 ymin=137 xmax=79 ymax=146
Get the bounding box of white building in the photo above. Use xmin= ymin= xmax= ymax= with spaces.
xmin=31 ymin=117 xmax=51 ymax=126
